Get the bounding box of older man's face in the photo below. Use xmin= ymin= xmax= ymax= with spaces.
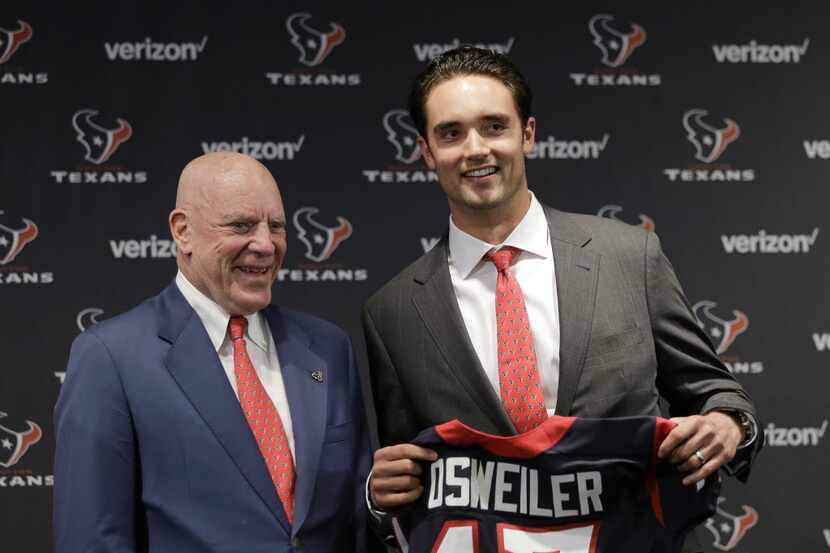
xmin=185 ymin=161 xmax=287 ymax=315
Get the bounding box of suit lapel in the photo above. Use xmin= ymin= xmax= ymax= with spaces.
xmin=545 ymin=207 xmax=599 ymax=416
xmin=157 ymin=284 xmax=290 ymax=533
xmin=264 ymin=307 xmax=326 ymax=536
xmin=411 ymin=240 xmax=515 ymax=435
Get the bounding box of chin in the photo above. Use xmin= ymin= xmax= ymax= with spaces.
xmin=230 ymin=293 xmax=272 ymax=315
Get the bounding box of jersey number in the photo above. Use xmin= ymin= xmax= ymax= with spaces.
xmin=431 ymin=520 xmax=599 ymax=553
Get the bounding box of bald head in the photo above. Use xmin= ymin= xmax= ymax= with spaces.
xmin=169 ymin=152 xmax=287 ymax=315
xmin=176 ymin=152 xmax=277 ymax=211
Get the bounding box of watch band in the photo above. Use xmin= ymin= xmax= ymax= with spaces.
xmin=722 ymin=409 xmax=758 ymax=449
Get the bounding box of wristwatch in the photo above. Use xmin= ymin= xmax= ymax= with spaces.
xmin=720 ymin=409 xmax=758 ymax=449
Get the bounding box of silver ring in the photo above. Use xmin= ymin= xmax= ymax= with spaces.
xmin=694 ymin=450 xmax=706 ymax=465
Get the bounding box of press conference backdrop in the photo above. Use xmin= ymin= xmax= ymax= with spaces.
xmin=1 ymin=2 xmax=828 ymax=551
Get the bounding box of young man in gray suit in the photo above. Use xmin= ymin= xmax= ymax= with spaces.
xmin=362 ymin=47 xmax=760 ymax=550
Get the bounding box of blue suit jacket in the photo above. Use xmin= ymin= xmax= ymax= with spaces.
xmin=54 ymin=282 xmax=370 ymax=553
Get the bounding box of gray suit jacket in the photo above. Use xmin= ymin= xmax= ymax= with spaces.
xmin=363 ymin=205 xmax=760 ymax=478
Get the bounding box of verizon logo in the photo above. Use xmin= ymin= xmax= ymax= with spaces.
xmin=764 ymin=420 xmax=827 ymax=447
xmin=413 ymin=37 xmax=514 ymax=62
xmin=110 ymin=235 xmax=176 ymax=259
xmin=804 ymin=140 xmax=830 ymax=159
xmin=526 ymin=135 xmax=609 ymax=160
xmin=712 ymin=39 xmax=809 ymax=63
xmin=814 ymin=333 xmax=830 ymax=352
xmin=721 ymin=228 xmax=819 ymax=254
xmin=200 ymin=136 xmax=305 ymax=161
xmin=105 ymin=36 xmax=208 ymax=61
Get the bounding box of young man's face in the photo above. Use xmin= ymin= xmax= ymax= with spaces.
xmin=418 ymin=74 xmax=535 ymax=220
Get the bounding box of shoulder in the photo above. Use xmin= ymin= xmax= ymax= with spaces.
xmin=79 ymin=293 xmax=163 ymax=349
xmin=543 ymin=205 xmax=658 ymax=257
xmin=549 ymin=206 xmax=650 ymax=241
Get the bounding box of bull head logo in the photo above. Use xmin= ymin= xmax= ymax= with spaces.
xmin=0 ymin=214 xmax=39 ymax=265
xmin=683 ymin=109 xmax=740 ymax=163
xmin=597 ymin=205 xmax=655 ymax=232
xmin=0 ymin=411 xmax=42 ymax=468
xmin=72 ymin=109 xmax=133 ymax=164
xmin=589 ymin=14 xmax=646 ymax=67
xmin=383 ymin=109 xmax=420 ymax=164
xmin=0 ymin=20 xmax=33 ymax=64
xmin=704 ymin=497 xmax=759 ymax=551
xmin=293 ymin=207 xmax=352 ymax=262
xmin=286 ymin=12 xmax=346 ymax=67
xmin=693 ymin=300 xmax=749 ymax=355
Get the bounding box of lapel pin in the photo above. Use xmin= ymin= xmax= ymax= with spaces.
xmin=311 ymin=370 xmax=324 ymax=383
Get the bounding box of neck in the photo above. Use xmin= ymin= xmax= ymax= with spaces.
xmin=450 ymin=189 xmax=531 ymax=244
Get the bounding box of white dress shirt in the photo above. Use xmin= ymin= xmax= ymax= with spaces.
xmin=448 ymin=191 xmax=561 ymax=415
xmin=175 ymin=271 xmax=295 ymax=459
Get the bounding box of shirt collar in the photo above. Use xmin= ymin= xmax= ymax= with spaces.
xmin=448 ymin=191 xmax=551 ymax=279
xmin=175 ymin=271 xmax=270 ymax=353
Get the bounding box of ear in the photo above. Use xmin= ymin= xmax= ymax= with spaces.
xmin=417 ymin=135 xmax=436 ymax=170
xmin=169 ymin=209 xmax=192 ymax=255
xmin=522 ymin=116 xmax=536 ymax=155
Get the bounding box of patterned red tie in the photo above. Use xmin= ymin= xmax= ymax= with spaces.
xmin=485 ymin=247 xmax=548 ymax=433
xmin=229 ymin=316 xmax=295 ymax=523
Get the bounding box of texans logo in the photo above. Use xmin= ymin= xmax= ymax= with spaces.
xmin=0 ymin=215 xmax=39 ymax=265
xmin=383 ymin=110 xmax=420 ymax=164
xmin=0 ymin=411 xmax=42 ymax=468
xmin=588 ymin=14 xmax=646 ymax=67
xmin=683 ymin=109 xmax=740 ymax=163
xmin=693 ymin=300 xmax=749 ymax=355
xmin=76 ymin=307 xmax=105 ymax=332
xmin=286 ymin=12 xmax=346 ymax=67
xmin=0 ymin=20 xmax=33 ymax=65
xmin=704 ymin=497 xmax=759 ymax=550
xmin=293 ymin=207 xmax=352 ymax=262
xmin=72 ymin=109 xmax=133 ymax=165
xmin=597 ymin=205 xmax=655 ymax=232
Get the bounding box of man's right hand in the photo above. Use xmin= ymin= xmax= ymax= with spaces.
xmin=369 ymin=443 xmax=437 ymax=510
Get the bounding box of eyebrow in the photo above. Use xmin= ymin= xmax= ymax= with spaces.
xmin=433 ymin=121 xmax=459 ymax=134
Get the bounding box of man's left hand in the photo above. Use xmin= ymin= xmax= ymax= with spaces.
xmin=657 ymin=411 xmax=743 ymax=486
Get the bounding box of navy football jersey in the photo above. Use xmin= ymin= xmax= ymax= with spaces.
xmin=399 ymin=416 xmax=719 ymax=553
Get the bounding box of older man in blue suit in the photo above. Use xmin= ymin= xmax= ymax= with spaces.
xmin=54 ymin=152 xmax=370 ymax=552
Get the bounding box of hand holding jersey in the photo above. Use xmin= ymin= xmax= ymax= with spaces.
xmin=658 ymin=411 xmax=744 ymax=486
xmin=370 ymin=410 xmax=742 ymax=512
xmin=371 ymin=444 xmax=437 ymax=509
xmin=396 ymin=416 xmax=720 ymax=553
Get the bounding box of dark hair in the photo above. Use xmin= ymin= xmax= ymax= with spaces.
xmin=408 ymin=46 xmax=533 ymax=137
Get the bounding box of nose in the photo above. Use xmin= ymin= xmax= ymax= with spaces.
xmin=248 ymin=223 xmax=276 ymax=255
xmin=462 ymin=129 xmax=490 ymax=159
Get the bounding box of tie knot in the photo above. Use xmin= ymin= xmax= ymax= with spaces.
xmin=229 ymin=316 xmax=247 ymax=341
xmin=485 ymin=246 xmax=520 ymax=272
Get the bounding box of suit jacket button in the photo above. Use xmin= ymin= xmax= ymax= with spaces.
xmin=291 ymin=536 xmax=302 ymax=548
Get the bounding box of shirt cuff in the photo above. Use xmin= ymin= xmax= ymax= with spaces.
xmin=365 ymin=468 xmax=389 ymax=522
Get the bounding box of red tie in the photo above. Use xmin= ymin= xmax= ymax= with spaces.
xmin=229 ymin=316 xmax=295 ymax=523
xmin=485 ymin=247 xmax=548 ymax=433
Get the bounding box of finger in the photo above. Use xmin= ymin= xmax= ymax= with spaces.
xmin=675 ymin=447 xmax=709 ymax=474
xmin=373 ymin=457 xmax=426 ymax=478
xmin=657 ymin=417 xmax=697 ymax=459
xmin=371 ymin=474 xmax=422 ymax=494
xmin=373 ymin=486 xmax=425 ymax=510
xmin=681 ymin=453 xmax=725 ymax=487
xmin=374 ymin=444 xmax=438 ymax=463
xmin=669 ymin=430 xmax=715 ymax=465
